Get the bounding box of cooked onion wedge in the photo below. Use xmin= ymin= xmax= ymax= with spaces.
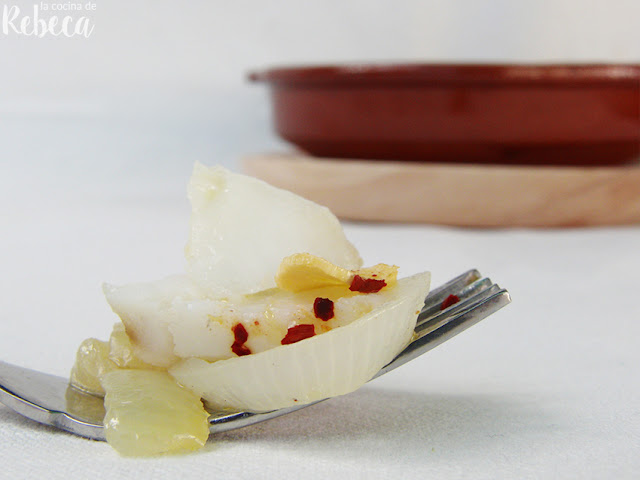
xmin=169 ymin=271 xmax=430 ymax=412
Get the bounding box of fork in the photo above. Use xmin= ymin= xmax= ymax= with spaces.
xmin=0 ymin=269 xmax=510 ymax=441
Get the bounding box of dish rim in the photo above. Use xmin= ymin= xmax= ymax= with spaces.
xmin=248 ymin=63 xmax=640 ymax=86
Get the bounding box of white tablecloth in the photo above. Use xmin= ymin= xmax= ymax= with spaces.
xmin=1 ymin=115 xmax=638 ymax=479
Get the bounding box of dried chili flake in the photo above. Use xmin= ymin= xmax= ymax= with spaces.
xmin=231 ymin=342 xmax=251 ymax=357
xmin=313 ymin=297 xmax=335 ymax=321
xmin=232 ymin=323 xmax=248 ymax=343
xmin=231 ymin=323 xmax=251 ymax=356
xmin=281 ymin=324 xmax=315 ymax=345
xmin=349 ymin=274 xmax=387 ymax=293
xmin=440 ymin=294 xmax=460 ymax=310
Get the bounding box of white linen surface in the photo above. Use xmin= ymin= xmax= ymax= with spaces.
xmin=1 ymin=115 xmax=638 ymax=479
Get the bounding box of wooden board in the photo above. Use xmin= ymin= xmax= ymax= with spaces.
xmin=242 ymin=153 xmax=640 ymax=227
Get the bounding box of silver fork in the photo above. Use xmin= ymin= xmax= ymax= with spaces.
xmin=0 ymin=269 xmax=510 ymax=441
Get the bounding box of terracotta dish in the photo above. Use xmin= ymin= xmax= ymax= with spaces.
xmin=249 ymin=64 xmax=640 ymax=165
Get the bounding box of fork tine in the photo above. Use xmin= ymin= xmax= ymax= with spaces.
xmin=374 ymin=284 xmax=511 ymax=378
xmin=418 ymin=275 xmax=493 ymax=325
xmin=416 ymin=282 xmax=502 ymax=336
xmin=420 ymin=269 xmax=481 ymax=309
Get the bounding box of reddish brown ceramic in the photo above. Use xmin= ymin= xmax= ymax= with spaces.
xmin=249 ymin=64 xmax=640 ymax=165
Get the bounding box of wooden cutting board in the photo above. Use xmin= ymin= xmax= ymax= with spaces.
xmin=242 ymin=153 xmax=640 ymax=227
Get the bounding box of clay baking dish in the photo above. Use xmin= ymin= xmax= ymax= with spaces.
xmin=249 ymin=64 xmax=640 ymax=165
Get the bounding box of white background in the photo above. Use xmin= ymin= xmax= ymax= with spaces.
xmin=1 ymin=0 xmax=639 ymax=174
xmin=1 ymin=1 xmax=639 ymax=478
xmin=2 ymin=0 xmax=640 ymax=103
xmin=1 ymin=0 xmax=638 ymax=192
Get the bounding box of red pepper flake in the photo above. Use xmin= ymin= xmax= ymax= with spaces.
xmin=231 ymin=342 xmax=251 ymax=357
xmin=349 ymin=274 xmax=387 ymax=293
xmin=232 ymin=323 xmax=248 ymax=343
xmin=231 ymin=323 xmax=251 ymax=356
xmin=440 ymin=294 xmax=460 ymax=310
xmin=281 ymin=324 xmax=315 ymax=345
xmin=313 ymin=297 xmax=335 ymax=321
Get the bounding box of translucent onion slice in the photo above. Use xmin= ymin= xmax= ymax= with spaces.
xmin=70 ymin=337 xmax=116 ymax=396
xmin=169 ymin=272 xmax=430 ymax=412
xmin=102 ymin=370 xmax=210 ymax=457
